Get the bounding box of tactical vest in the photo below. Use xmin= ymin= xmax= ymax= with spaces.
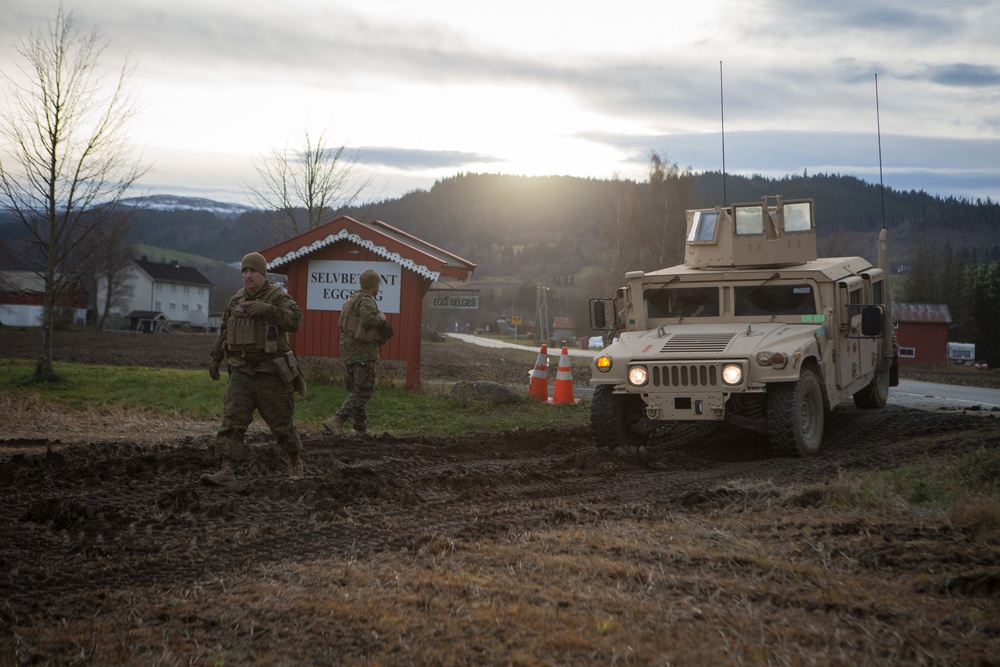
xmin=225 ymin=285 xmax=290 ymax=358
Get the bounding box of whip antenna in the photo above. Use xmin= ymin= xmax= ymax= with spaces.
xmin=720 ymin=60 xmax=727 ymax=206
xmin=875 ymin=73 xmax=886 ymax=230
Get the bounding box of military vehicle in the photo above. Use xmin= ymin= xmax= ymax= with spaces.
xmin=589 ymin=195 xmax=898 ymax=456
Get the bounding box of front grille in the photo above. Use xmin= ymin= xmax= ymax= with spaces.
xmin=650 ymin=363 xmax=719 ymax=388
xmin=660 ymin=332 xmax=735 ymax=353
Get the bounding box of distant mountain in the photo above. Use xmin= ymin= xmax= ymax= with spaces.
xmin=121 ymin=195 xmax=254 ymax=218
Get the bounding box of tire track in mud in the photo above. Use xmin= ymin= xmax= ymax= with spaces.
xmin=1 ymin=407 xmax=998 ymax=616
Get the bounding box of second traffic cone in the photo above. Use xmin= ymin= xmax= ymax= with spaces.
xmin=528 ymin=344 xmax=549 ymax=401
xmin=551 ymin=345 xmax=577 ymax=405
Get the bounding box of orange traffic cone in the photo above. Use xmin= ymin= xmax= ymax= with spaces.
xmin=551 ymin=345 xmax=577 ymax=405
xmin=528 ymin=344 xmax=549 ymax=401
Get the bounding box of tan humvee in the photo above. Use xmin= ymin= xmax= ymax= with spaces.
xmin=589 ymin=195 xmax=898 ymax=457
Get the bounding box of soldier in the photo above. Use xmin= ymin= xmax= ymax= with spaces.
xmin=324 ymin=268 xmax=389 ymax=436
xmin=202 ymin=252 xmax=305 ymax=486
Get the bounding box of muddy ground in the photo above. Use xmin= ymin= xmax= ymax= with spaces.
xmin=2 ymin=331 xmax=999 ymax=666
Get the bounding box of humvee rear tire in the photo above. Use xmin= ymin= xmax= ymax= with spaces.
xmin=591 ymin=384 xmax=649 ymax=450
xmin=767 ymin=368 xmax=824 ymax=457
xmin=853 ymin=368 xmax=890 ymax=409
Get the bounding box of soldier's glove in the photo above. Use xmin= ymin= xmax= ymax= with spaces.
xmin=209 ymin=359 xmax=221 ymax=381
xmin=243 ymin=301 xmax=274 ymax=320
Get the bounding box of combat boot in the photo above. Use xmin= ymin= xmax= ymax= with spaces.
xmin=200 ymin=457 xmax=236 ymax=487
xmin=323 ymin=415 xmax=345 ymax=436
xmin=288 ymin=452 xmax=304 ymax=480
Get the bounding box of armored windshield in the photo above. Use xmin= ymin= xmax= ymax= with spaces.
xmin=735 ymin=284 xmax=816 ymax=316
xmin=645 ymin=286 xmax=720 ymax=318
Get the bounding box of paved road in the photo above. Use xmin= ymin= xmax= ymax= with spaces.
xmin=893 ymin=379 xmax=1000 ymax=410
xmin=446 ymin=333 xmax=601 ymax=358
xmin=446 ymin=333 xmax=1000 ymax=411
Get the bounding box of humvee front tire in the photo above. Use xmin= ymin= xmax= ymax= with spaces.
xmin=853 ymin=368 xmax=890 ymax=409
xmin=767 ymin=368 xmax=824 ymax=457
xmin=591 ymin=384 xmax=649 ymax=450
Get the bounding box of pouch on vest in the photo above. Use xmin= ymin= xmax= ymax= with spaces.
xmin=226 ymin=316 xmax=258 ymax=348
xmin=271 ymin=354 xmax=296 ymax=384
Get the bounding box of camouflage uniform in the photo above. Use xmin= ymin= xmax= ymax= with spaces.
xmin=335 ymin=289 xmax=383 ymax=433
xmin=210 ymin=279 xmax=303 ymax=463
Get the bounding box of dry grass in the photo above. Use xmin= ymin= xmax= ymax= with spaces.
xmin=0 ymin=393 xmax=217 ymax=448
xmin=9 ymin=509 xmax=996 ymax=666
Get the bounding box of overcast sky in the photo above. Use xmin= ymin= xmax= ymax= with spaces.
xmin=3 ymin=0 xmax=999 ymax=206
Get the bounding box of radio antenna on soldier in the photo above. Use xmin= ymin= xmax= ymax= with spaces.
xmin=720 ymin=60 xmax=728 ymax=206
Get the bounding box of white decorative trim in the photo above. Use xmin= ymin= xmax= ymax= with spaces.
xmin=269 ymin=229 xmax=441 ymax=281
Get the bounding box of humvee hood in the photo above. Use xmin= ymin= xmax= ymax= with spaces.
xmin=614 ymin=322 xmax=824 ymax=358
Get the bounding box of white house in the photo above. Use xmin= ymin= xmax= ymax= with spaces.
xmin=98 ymin=257 xmax=214 ymax=331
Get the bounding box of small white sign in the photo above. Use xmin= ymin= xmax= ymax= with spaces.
xmin=306 ymin=260 xmax=401 ymax=313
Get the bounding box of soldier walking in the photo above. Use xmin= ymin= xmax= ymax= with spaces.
xmin=324 ymin=268 xmax=389 ymax=436
xmin=202 ymin=252 xmax=305 ymax=486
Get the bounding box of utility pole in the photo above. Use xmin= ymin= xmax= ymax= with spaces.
xmin=536 ymin=284 xmax=550 ymax=344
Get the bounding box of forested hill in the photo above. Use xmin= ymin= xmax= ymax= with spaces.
xmin=118 ymin=171 xmax=1000 ymax=269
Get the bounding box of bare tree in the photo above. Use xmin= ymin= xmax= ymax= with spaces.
xmin=85 ymin=207 xmax=137 ymax=330
xmin=0 ymin=3 xmax=147 ymax=378
xmin=243 ymin=128 xmax=374 ymax=242
xmin=605 ymin=152 xmax=694 ymax=281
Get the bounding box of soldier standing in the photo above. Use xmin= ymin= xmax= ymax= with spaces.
xmin=202 ymin=252 xmax=305 ymax=486
xmin=324 ymin=268 xmax=389 ymax=436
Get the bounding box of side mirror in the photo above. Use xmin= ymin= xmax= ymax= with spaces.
xmin=861 ymin=306 xmax=882 ymax=337
xmin=591 ymin=299 xmax=607 ymax=329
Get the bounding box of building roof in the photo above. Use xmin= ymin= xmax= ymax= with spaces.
xmin=134 ymin=258 xmax=214 ymax=287
xmin=261 ymin=216 xmax=476 ymax=282
xmin=128 ymin=310 xmax=167 ymax=320
xmin=0 ymin=271 xmax=47 ymax=293
xmin=894 ymin=302 xmax=952 ymax=325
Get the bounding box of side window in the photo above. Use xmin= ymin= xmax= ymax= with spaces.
xmin=687 ymin=211 xmax=720 ymax=243
xmin=848 ymin=288 xmax=862 ymax=323
xmin=871 ymin=279 xmax=883 ymax=305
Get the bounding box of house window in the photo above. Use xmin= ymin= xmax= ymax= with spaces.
xmin=156 ymin=283 xmax=162 ymax=291
xmin=184 ymin=285 xmax=190 ymax=294
xmin=899 ymin=347 xmax=916 ymax=358
xmin=171 ymin=284 xmax=177 ymax=293
xmin=197 ymin=304 xmax=203 ymax=311
xmin=170 ymin=302 xmax=176 ymax=312
xmin=183 ymin=304 xmax=189 ymax=313
xmin=155 ymin=301 xmax=161 ymax=311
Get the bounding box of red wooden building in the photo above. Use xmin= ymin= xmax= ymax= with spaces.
xmin=893 ymin=302 xmax=952 ymax=366
xmin=260 ymin=217 xmax=476 ymax=389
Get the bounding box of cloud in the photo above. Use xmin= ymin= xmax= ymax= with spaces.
xmin=577 ymin=129 xmax=1000 ymax=200
xmin=923 ymin=63 xmax=1000 ymax=87
xmin=356 ymin=147 xmax=501 ymax=170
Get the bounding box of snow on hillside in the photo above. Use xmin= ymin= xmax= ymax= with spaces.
xmin=121 ymin=195 xmax=254 ymax=217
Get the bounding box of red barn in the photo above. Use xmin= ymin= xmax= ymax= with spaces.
xmin=893 ymin=302 xmax=952 ymax=366
xmin=260 ymin=217 xmax=475 ymax=389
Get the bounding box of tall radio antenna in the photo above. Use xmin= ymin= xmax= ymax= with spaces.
xmin=875 ymin=73 xmax=886 ymax=230
xmin=720 ymin=60 xmax=727 ymax=206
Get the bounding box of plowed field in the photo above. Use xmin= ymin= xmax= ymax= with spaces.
xmin=1 ymin=331 xmax=999 ymax=666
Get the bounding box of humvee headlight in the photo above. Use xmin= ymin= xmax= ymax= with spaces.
xmin=627 ymin=365 xmax=648 ymax=386
xmin=770 ymin=352 xmax=788 ymax=370
xmin=595 ymin=355 xmax=613 ymax=372
xmin=721 ymin=363 xmax=743 ymax=386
